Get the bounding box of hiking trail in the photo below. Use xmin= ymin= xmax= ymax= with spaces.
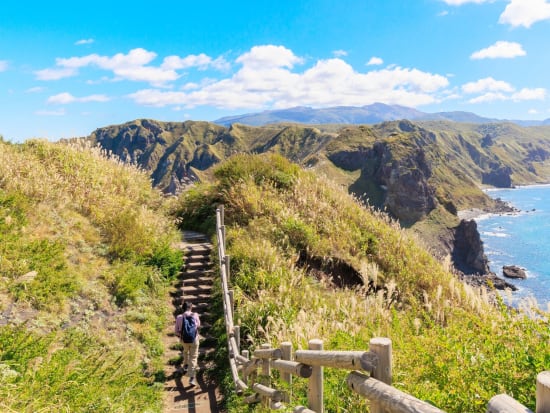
xmin=162 ymin=231 xmax=222 ymax=413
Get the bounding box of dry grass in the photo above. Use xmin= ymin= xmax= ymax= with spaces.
xmin=185 ymin=153 xmax=549 ymax=413
xmin=0 ymin=139 xmax=181 ymax=411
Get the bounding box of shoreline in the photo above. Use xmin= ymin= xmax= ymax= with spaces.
xmin=457 ymin=203 xmax=520 ymax=222
xmin=461 ymin=185 xmax=550 ymax=306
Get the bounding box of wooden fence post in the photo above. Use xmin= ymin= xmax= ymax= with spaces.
xmin=241 ymin=349 xmax=249 ymax=384
xmin=308 ymin=339 xmax=324 ymax=413
xmin=224 ymin=255 xmax=231 ymax=284
xmin=234 ymin=325 xmax=240 ymax=354
xmin=228 ymin=289 xmax=234 ymax=320
xmin=281 ymin=341 xmax=293 ymax=403
xmin=537 ymin=371 xmax=550 ymax=413
xmin=370 ymin=337 xmax=392 ymax=413
xmin=261 ymin=343 xmax=272 ymax=407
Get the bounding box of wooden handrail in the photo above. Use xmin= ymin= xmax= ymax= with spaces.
xmin=214 ymin=206 xmax=549 ymax=412
xmin=347 ymin=371 xmax=446 ymax=413
xmin=294 ymin=350 xmax=378 ymax=372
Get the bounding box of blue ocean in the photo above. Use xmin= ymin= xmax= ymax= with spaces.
xmin=476 ymin=185 xmax=550 ymax=308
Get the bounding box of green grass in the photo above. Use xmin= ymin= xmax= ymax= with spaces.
xmin=173 ymin=153 xmax=550 ymax=413
xmin=0 ymin=139 xmax=182 ymax=412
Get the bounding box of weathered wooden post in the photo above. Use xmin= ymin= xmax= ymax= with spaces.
xmin=261 ymin=343 xmax=272 ymax=407
xmin=241 ymin=349 xmax=249 ymax=383
xmin=370 ymin=337 xmax=392 ymax=413
xmin=228 ymin=289 xmax=234 ymax=320
xmin=487 ymin=394 xmax=533 ymax=413
xmin=234 ymin=325 xmax=240 ymax=354
xmin=219 ymin=204 xmax=226 ymax=251
xmin=281 ymin=341 xmax=293 ymax=403
xmin=308 ymin=339 xmax=324 ymax=412
xmin=224 ymin=255 xmax=231 ymax=284
xmin=537 ymin=371 xmax=550 ymax=413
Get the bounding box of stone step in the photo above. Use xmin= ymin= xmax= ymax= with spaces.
xmin=182 ymin=276 xmax=215 ymax=286
xmin=172 ymin=294 xmax=212 ymax=307
xmin=177 ymin=267 xmax=214 ymax=277
xmin=185 ymin=254 xmax=212 ymax=264
xmin=184 ymin=261 xmax=213 ymax=271
xmin=182 ymin=285 xmax=213 ymax=295
xmin=173 ymin=278 xmax=215 ymax=291
xmin=184 ymin=243 xmax=211 ymax=253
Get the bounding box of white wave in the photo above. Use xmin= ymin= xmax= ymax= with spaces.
xmin=481 ymin=231 xmax=509 ymax=238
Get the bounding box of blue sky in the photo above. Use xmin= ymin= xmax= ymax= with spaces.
xmin=1 ymin=0 xmax=550 ymax=142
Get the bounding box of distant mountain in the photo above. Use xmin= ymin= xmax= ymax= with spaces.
xmin=214 ymin=103 xmax=550 ymax=127
xmin=214 ymin=104 xmax=426 ymax=126
xmin=417 ymin=111 xmax=500 ymax=123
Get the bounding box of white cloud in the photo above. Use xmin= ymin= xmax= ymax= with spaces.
xmin=512 ymin=88 xmax=546 ymax=101
xmin=47 ymin=92 xmax=110 ymax=104
xmin=441 ymin=0 xmax=490 ymax=5
xmin=462 ymin=77 xmax=514 ymax=94
xmin=499 ymin=0 xmax=550 ymax=28
xmin=528 ymin=109 xmax=540 ymax=114
xmin=35 ymin=48 xmax=228 ymax=86
xmin=35 ymin=67 xmax=78 ymax=80
xmin=367 ymin=56 xmax=384 ymax=66
xmin=464 ymin=78 xmax=546 ymax=103
xmin=161 ymin=54 xmax=230 ymax=71
xmin=0 ymin=60 xmax=8 ymax=72
xmin=468 ymin=92 xmax=507 ymax=103
xmin=470 ymin=41 xmax=526 ymax=59
xmin=162 ymin=53 xmax=213 ymax=70
xmin=75 ymin=38 xmax=94 ymax=45
xmin=129 ymin=45 xmax=449 ymax=110
xmin=333 ymin=50 xmax=348 ymax=57
xmin=235 ymin=45 xmax=303 ymax=69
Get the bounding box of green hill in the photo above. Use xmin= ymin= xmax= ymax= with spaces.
xmin=0 ymin=138 xmax=182 ymax=411
xmin=172 ymin=153 xmax=550 ymax=412
xmin=1 ymin=136 xmax=549 ymax=412
xmin=89 ymin=118 xmax=550 ymax=274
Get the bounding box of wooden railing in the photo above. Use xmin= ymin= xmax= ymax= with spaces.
xmin=215 ymin=205 xmax=550 ymax=413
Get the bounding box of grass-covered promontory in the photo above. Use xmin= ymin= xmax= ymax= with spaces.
xmin=0 ymin=138 xmax=182 ymax=412
xmin=174 ymin=153 xmax=550 ymax=413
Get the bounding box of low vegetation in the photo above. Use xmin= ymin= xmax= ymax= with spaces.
xmin=0 ymin=139 xmax=182 ymax=412
xmin=173 ymin=153 xmax=550 ymax=413
xmin=2 ymin=135 xmax=549 ymax=412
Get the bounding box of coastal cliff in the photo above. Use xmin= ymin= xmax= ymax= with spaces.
xmin=88 ymin=118 xmax=550 ymax=284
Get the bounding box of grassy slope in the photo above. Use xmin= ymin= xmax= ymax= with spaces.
xmin=173 ymin=153 xmax=550 ymax=413
xmin=0 ymin=139 xmax=182 ymax=412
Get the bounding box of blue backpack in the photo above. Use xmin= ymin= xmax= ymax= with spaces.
xmin=181 ymin=313 xmax=198 ymax=343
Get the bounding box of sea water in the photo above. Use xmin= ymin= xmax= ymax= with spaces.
xmin=475 ymin=185 xmax=550 ymax=308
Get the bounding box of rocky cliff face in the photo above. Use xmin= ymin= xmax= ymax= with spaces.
xmin=452 ymin=219 xmax=489 ymax=274
xmin=481 ymin=165 xmax=513 ymax=188
xmin=90 ymin=119 xmax=227 ymax=193
xmin=372 ymin=142 xmax=436 ymax=224
xmin=88 ymin=118 xmax=550 ymax=281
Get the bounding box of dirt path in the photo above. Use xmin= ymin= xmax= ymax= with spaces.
xmin=162 ymin=232 xmax=222 ymax=413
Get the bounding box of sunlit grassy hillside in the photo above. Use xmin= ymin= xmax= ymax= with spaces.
xmin=174 ymin=153 xmax=550 ymax=413
xmin=0 ymin=138 xmax=182 ymax=412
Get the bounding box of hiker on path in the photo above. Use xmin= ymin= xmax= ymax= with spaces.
xmin=175 ymin=302 xmax=201 ymax=386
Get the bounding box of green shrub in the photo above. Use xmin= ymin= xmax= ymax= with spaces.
xmin=172 ymin=184 xmax=218 ymax=235
xmin=214 ymin=153 xmax=299 ymax=190
xmin=0 ymin=326 xmax=160 ymax=412
xmin=104 ymin=261 xmax=161 ymax=306
xmin=143 ymin=241 xmax=183 ymax=280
